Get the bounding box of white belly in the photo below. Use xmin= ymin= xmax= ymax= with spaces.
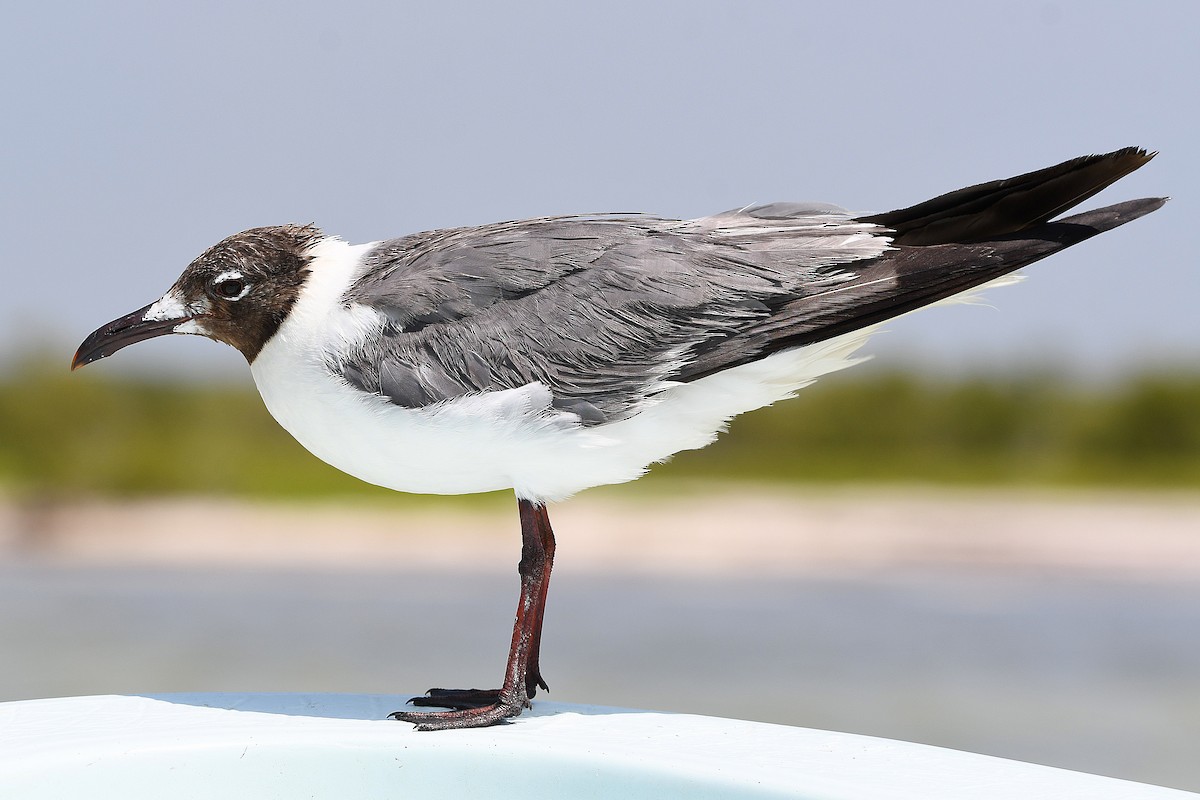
xmin=249 ymin=323 xmax=876 ymax=503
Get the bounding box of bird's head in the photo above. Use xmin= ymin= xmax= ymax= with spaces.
xmin=72 ymin=224 xmax=324 ymax=369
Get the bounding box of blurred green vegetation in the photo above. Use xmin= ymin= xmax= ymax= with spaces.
xmin=1 ymin=360 xmax=1199 ymax=499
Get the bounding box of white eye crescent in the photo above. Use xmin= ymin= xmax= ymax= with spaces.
xmin=211 ymin=270 xmax=250 ymax=300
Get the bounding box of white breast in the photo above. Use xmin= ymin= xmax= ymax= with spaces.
xmin=250 ymin=237 xmax=880 ymax=503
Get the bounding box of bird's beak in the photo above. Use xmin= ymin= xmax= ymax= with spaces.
xmin=71 ymin=301 xmax=194 ymax=370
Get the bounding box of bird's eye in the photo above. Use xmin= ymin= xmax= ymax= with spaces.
xmin=211 ymin=274 xmax=248 ymax=300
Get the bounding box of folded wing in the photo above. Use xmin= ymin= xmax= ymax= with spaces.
xmin=338 ymin=149 xmax=1162 ymax=424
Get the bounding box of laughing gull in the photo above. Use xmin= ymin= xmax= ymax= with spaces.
xmin=74 ymin=148 xmax=1163 ymax=730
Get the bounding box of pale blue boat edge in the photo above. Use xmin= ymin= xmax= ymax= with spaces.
xmin=0 ymin=693 xmax=1193 ymax=799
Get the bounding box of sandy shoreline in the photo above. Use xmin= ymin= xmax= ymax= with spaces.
xmin=4 ymin=484 xmax=1195 ymax=578
xmin=2 ymin=487 xmax=1198 ymax=579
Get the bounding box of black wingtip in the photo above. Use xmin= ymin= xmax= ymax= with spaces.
xmin=859 ymin=146 xmax=1160 ymax=246
xmin=1052 ymin=196 xmax=1167 ymax=234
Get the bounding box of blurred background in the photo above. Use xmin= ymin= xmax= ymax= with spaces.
xmin=2 ymin=0 xmax=1198 ymax=793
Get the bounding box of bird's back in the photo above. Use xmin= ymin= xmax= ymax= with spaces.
xmin=250 ymin=148 xmax=1163 ymax=502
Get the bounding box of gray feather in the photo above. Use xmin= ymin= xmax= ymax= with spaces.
xmin=333 ymin=180 xmax=1162 ymax=423
xmin=337 ymin=212 xmax=882 ymax=422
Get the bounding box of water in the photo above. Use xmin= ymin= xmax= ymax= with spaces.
xmin=1 ymin=562 xmax=1197 ymax=792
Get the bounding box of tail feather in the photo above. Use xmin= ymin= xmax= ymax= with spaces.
xmin=766 ymin=197 xmax=1167 ymax=351
xmin=857 ymin=147 xmax=1156 ymax=246
xmin=676 ymin=151 xmax=1163 ymax=384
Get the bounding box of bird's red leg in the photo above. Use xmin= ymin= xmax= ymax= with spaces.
xmin=389 ymin=499 xmax=556 ymax=730
xmin=523 ymin=511 xmax=555 ymax=697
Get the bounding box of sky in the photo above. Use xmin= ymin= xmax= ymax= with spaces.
xmin=3 ymin=0 xmax=1196 ymax=380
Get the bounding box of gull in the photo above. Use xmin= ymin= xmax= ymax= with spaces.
xmin=73 ymin=147 xmax=1163 ymax=729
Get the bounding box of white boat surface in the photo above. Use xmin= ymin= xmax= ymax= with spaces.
xmin=0 ymin=692 xmax=1194 ymax=799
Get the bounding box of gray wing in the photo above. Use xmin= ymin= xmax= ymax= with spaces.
xmin=338 ymin=149 xmax=1164 ymax=426
xmin=337 ymin=207 xmax=885 ymax=423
